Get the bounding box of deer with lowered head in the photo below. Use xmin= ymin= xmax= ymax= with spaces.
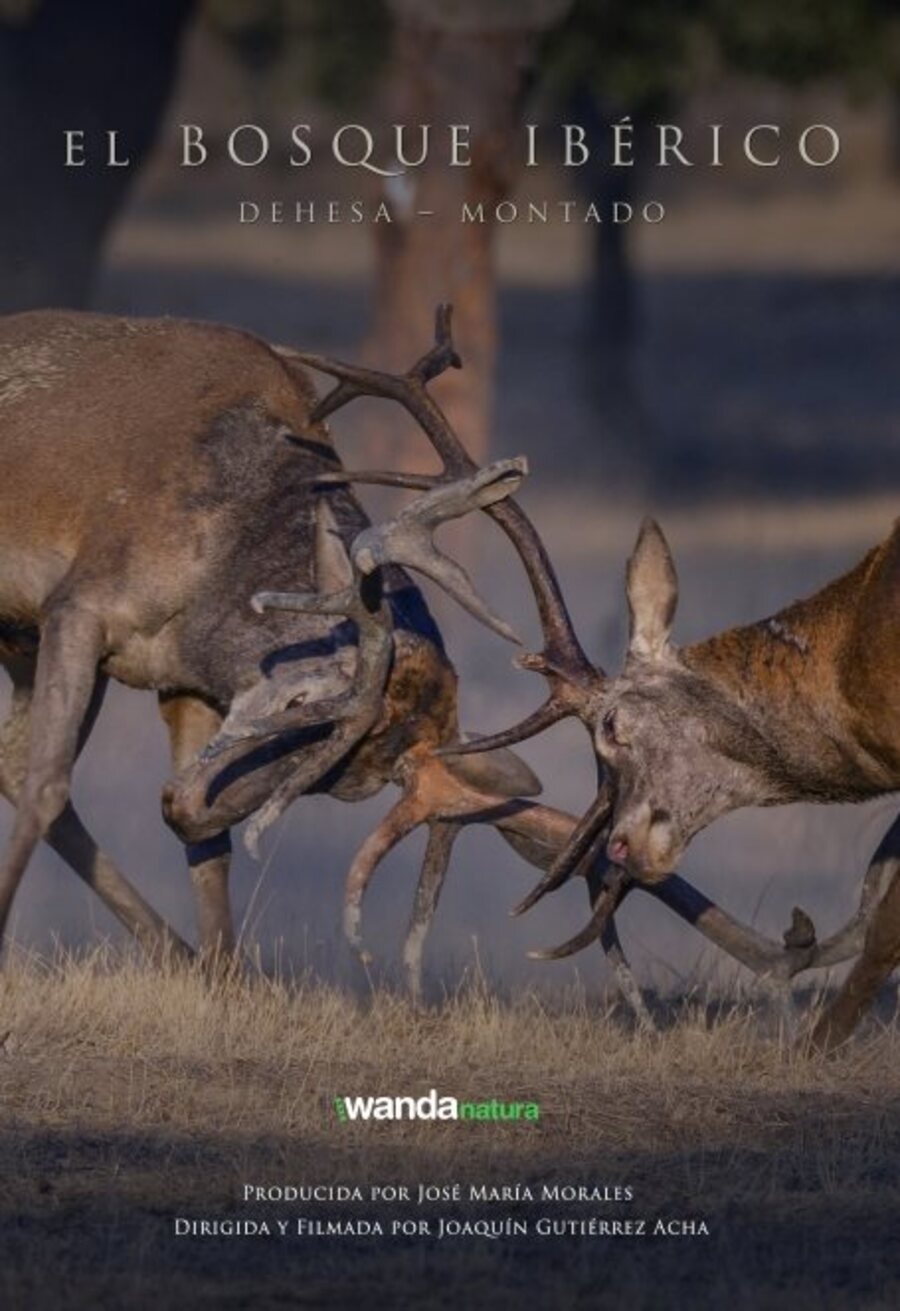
xmin=0 ymin=302 xmax=606 ymax=989
xmin=451 ymin=507 xmax=899 ymax=1049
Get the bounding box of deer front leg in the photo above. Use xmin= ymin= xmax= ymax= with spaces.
xmin=0 ymin=653 xmax=190 ymax=961
xmin=810 ymin=814 xmax=900 ymax=1051
xmin=0 ymin=607 xmax=108 ymax=943
xmin=159 ymin=692 xmax=235 ymax=958
xmin=586 ymin=863 xmax=655 ymax=1031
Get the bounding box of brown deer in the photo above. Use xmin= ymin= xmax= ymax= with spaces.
xmin=0 ymin=306 xmax=536 ymax=975
xmin=449 ymin=505 xmax=899 ymax=1048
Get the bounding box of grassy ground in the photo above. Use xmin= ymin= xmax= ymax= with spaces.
xmin=2 ymin=950 xmax=900 ymax=1309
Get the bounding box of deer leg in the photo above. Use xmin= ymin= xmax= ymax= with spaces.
xmin=0 ymin=608 xmax=119 ymax=941
xmin=0 ymin=652 xmax=189 ymax=960
xmin=797 ymin=820 xmax=900 ymax=973
xmin=810 ymin=815 xmax=900 ymax=1051
xmin=583 ymin=861 xmax=654 ymax=1030
xmin=159 ymin=692 xmax=234 ymax=958
xmin=402 ymin=821 xmax=459 ymax=1004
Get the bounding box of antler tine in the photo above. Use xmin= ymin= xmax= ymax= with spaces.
xmin=511 ymin=776 xmax=613 ymax=916
xmin=343 ymin=792 xmax=429 ymax=958
xmin=351 ymin=459 xmax=527 ymax=644
xmin=442 ymin=700 xmax=571 ymax=759
xmin=402 ymin=821 xmax=460 ymax=1004
xmin=438 ymin=495 xmax=603 ymax=760
xmin=277 ymin=304 xmax=463 ymax=436
xmin=412 ymin=301 xmax=463 ymax=380
xmin=528 ymin=865 xmax=630 ymax=961
xmin=306 ymin=470 xmax=440 ymax=492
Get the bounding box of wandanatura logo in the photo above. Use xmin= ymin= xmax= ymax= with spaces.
xmin=333 ymin=1090 xmax=540 ymax=1122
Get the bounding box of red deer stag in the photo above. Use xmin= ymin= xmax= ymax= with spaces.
xmin=0 ymin=304 xmax=661 ymax=1002
xmin=447 ymin=504 xmax=899 ymax=1048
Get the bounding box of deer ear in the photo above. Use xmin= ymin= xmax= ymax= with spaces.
xmin=314 ymin=497 xmax=354 ymax=593
xmin=626 ymin=517 xmax=679 ymax=662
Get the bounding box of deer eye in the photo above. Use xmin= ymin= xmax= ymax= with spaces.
xmin=602 ymin=711 xmax=623 ymax=746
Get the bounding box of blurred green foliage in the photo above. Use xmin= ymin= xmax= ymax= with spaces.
xmin=541 ymin=0 xmax=899 ymax=111
xmin=4 ymin=0 xmax=896 ymax=111
xmin=707 ymin=0 xmax=894 ymax=87
xmin=540 ymin=0 xmax=706 ymax=113
xmin=203 ymin=0 xmax=389 ymax=107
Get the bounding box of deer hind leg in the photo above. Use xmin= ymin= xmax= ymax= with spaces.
xmin=810 ymin=814 xmax=900 ymax=1052
xmin=159 ymin=692 xmax=235 ymax=958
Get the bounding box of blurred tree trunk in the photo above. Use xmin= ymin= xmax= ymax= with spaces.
xmin=0 ymin=0 xmax=194 ymax=313
xmin=365 ymin=4 xmax=568 ymax=464
xmin=891 ymin=84 xmax=900 ymax=175
xmin=568 ymin=86 xmax=658 ymax=464
xmin=571 ymin=89 xmax=640 ymax=378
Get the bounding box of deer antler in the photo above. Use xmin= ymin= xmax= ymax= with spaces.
xmin=335 ymin=742 xmax=652 ymax=1013
xmin=240 ymin=569 xmax=392 ymax=856
xmin=280 ymin=310 xmax=873 ymax=1021
xmin=346 ymin=768 xmax=859 ymax=1023
xmin=496 ymin=804 xmax=895 ymax=1028
xmin=525 ymin=817 xmax=900 ymax=998
xmin=278 ymin=307 xmax=601 ymax=701
xmin=163 ymin=312 xmax=878 ymax=1028
xmin=165 ymin=497 xmax=395 ymax=849
xmin=191 ymin=452 xmax=527 ymax=855
xmin=278 ymin=305 xmax=611 ymax=906
xmin=510 ymin=772 xmax=613 ymax=917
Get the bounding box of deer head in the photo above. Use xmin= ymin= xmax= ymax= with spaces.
xmin=443 ymin=493 xmax=787 ymax=953
xmin=592 ymin=518 xmax=781 ymax=881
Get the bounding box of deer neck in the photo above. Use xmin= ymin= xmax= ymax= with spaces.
xmin=682 ymin=569 xmax=890 ymax=803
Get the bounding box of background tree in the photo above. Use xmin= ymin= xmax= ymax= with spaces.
xmin=539 ymin=0 xmax=704 ymax=416
xmin=0 ymin=0 xmax=195 ymax=312
xmin=361 ymin=1 xmax=571 ymax=462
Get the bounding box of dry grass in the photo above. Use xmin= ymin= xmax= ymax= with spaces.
xmin=2 ymin=949 xmax=900 ymax=1308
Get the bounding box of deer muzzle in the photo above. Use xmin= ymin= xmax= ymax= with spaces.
xmin=607 ymin=803 xmax=677 ymax=884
